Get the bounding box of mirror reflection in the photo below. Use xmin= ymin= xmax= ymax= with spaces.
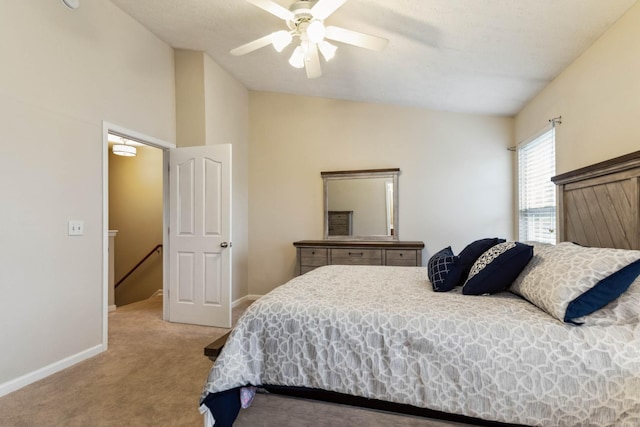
xmin=322 ymin=169 xmax=399 ymax=241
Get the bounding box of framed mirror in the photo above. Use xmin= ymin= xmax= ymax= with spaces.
xmin=322 ymin=168 xmax=399 ymax=241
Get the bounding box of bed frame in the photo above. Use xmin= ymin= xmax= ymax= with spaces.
xmin=205 ymin=149 xmax=640 ymax=426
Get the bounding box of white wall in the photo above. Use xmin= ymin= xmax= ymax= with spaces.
xmin=515 ymin=1 xmax=640 ymax=175
xmin=0 ymin=1 xmax=175 ymax=395
xmin=249 ymin=92 xmax=514 ymax=296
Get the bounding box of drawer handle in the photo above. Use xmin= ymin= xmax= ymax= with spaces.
xmin=348 ymin=252 xmax=364 ymax=257
xmin=312 ymin=251 xmax=315 ymax=255
xmin=399 ymin=253 xmax=403 ymax=257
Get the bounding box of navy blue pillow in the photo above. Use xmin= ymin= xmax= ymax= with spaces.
xmin=565 ymin=259 xmax=640 ymax=323
xmin=456 ymin=238 xmax=506 ymax=286
xmin=427 ymin=246 xmax=462 ymax=292
xmin=462 ymin=242 xmax=533 ymax=295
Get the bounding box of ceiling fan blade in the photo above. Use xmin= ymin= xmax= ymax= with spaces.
xmin=305 ymin=43 xmax=322 ymax=79
xmin=311 ymin=0 xmax=348 ymax=20
xmin=245 ymin=0 xmax=294 ymax=21
xmin=325 ymin=26 xmax=388 ymax=51
xmin=230 ymin=34 xmax=274 ymax=56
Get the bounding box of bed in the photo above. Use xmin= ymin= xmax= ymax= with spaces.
xmin=200 ymin=150 xmax=640 ymax=427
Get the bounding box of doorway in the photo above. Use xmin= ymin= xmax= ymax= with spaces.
xmin=108 ymin=134 xmax=163 ymax=308
xmin=101 ymin=122 xmax=175 ymax=348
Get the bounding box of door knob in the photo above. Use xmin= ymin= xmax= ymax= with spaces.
xmin=220 ymin=242 xmax=229 ymax=248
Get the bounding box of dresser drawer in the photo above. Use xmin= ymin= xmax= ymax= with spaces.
xmin=331 ymin=248 xmax=382 ymax=265
xmin=386 ymin=249 xmax=418 ymax=266
xmin=294 ymin=241 xmax=425 ymax=276
xmin=300 ymin=248 xmax=328 ymax=267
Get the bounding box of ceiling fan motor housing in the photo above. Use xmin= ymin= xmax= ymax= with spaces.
xmin=287 ymin=0 xmax=318 ymax=31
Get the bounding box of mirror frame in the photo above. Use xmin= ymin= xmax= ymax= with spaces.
xmin=322 ymin=168 xmax=399 ymax=241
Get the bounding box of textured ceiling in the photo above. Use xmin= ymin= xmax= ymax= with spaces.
xmin=109 ymin=0 xmax=637 ymax=116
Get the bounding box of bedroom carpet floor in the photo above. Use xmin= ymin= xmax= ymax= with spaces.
xmin=0 ymin=295 xmax=475 ymax=427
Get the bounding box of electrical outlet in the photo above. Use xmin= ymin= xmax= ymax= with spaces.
xmin=68 ymin=220 xmax=84 ymax=236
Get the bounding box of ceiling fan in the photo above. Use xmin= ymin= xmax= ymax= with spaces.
xmin=231 ymin=0 xmax=389 ymax=79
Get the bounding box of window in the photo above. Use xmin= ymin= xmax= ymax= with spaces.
xmin=518 ymin=128 xmax=556 ymax=243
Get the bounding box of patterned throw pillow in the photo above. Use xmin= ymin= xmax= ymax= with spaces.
xmin=510 ymin=242 xmax=640 ymax=324
xmin=462 ymin=242 xmax=533 ymax=295
xmin=427 ymin=247 xmax=462 ymax=292
xmin=456 ymin=238 xmax=506 ymax=286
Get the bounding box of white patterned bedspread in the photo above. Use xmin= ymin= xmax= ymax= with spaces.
xmin=201 ymin=265 xmax=640 ymax=426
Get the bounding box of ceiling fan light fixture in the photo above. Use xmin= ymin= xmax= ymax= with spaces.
xmin=306 ymin=20 xmax=326 ymax=43
xmin=233 ymin=0 xmax=389 ymax=79
xmin=318 ymin=40 xmax=337 ymax=61
xmin=271 ymin=30 xmax=293 ymax=52
xmin=289 ymin=46 xmax=305 ymax=68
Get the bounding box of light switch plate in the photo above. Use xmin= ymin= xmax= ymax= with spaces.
xmin=68 ymin=220 xmax=84 ymax=236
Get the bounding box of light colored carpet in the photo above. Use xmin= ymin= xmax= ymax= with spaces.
xmin=0 ymin=295 xmax=476 ymax=427
xmin=0 ymin=295 xmax=231 ymax=426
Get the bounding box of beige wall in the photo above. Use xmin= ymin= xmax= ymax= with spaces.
xmin=175 ymin=50 xmax=250 ymax=301
xmin=175 ymin=50 xmax=206 ymax=148
xmin=0 ymin=1 xmax=175 ymax=394
xmin=515 ymin=2 xmax=640 ymax=175
xmin=249 ymin=92 xmax=514 ymax=296
xmin=109 ymin=146 xmax=164 ymax=306
xmin=204 ymin=54 xmax=250 ymax=301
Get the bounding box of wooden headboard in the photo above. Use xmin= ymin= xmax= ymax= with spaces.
xmin=552 ymin=150 xmax=640 ymax=250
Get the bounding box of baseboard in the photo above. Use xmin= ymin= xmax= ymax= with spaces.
xmin=108 ymin=304 xmax=117 ymax=312
xmin=0 ymin=344 xmax=105 ymax=398
xmin=232 ymin=294 xmax=261 ymax=308
xmin=151 ymin=289 xmax=163 ymax=298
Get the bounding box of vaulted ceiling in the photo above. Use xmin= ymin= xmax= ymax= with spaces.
xmin=110 ymin=0 xmax=638 ymax=116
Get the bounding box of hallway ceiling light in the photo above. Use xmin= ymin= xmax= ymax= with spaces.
xmin=112 ymin=138 xmax=137 ymax=157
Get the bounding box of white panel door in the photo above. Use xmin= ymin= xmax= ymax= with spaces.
xmin=168 ymin=145 xmax=231 ymax=327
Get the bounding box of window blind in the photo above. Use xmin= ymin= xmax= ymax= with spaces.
xmin=518 ymin=128 xmax=556 ymax=244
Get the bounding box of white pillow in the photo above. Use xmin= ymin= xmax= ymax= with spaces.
xmin=510 ymin=242 xmax=640 ymax=324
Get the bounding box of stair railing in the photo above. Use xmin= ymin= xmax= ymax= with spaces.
xmin=115 ymin=244 xmax=163 ymax=289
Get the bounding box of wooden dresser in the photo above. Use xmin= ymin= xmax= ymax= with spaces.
xmin=293 ymin=240 xmax=425 ymax=276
